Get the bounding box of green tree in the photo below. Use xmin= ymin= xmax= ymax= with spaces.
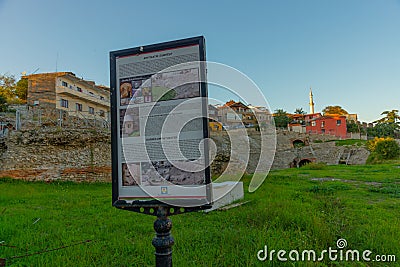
xmin=369 ymin=110 xmax=400 ymax=138
xmin=0 ymin=73 xmax=16 ymax=101
xmin=15 ymin=78 xmax=28 ymax=102
xmin=0 ymin=94 xmax=8 ymax=112
xmin=273 ymin=109 xmax=291 ymax=128
xmin=367 ymin=123 xmax=398 ymax=138
xmin=322 ymin=105 xmax=348 ymax=115
xmin=346 ymin=121 xmax=364 ymax=134
xmin=0 ymin=73 xmax=26 ymax=104
xmin=294 ymin=108 xmax=306 ymax=114
xmin=374 ymin=110 xmax=400 ymax=124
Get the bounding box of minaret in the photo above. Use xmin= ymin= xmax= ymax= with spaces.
xmin=309 ymin=87 xmax=315 ymax=114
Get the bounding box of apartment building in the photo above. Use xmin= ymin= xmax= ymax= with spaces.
xmin=24 ymin=72 xmax=110 ymax=120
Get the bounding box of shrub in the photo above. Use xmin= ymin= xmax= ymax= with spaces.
xmin=374 ymin=139 xmax=400 ymax=160
xmin=366 ymin=137 xmax=390 ymax=151
xmin=366 ymin=152 xmax=380 ymax=164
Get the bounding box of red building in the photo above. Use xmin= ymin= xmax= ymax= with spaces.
xmin=304 ymin=113 xmax=322 ymax=123
xmin=306 ymin=115 xmax=347 ymax=139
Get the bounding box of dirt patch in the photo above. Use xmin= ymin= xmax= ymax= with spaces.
xmin=0 ymin=169 xmax=47 ymax=179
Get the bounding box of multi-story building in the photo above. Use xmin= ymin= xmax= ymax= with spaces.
xmin=306 ymin=115 xmax=347 ymax=139
xmin=248 ymin=105 xmax=272 ymax=127
xmin=24 ymin=72 xmax=110 ymax=121
xmin=213 ymin=100 xmax=272 ymax=129
xmin=218 ymin=100 xmax=255 ymax=127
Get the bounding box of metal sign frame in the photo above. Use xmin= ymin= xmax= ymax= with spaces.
xmin=110 ymin=36 xmax=212 ymax=214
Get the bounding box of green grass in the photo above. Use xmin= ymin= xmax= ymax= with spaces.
xmin=1 ymin=163 xmax=400 ymax=266
xmin=335 ymin=139 xmax=367 ymax=146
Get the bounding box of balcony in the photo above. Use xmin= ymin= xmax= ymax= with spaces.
xmin=56 ymin=85 xmax=109 ymax=108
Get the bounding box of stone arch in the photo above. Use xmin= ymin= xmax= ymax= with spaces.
xmin=299 ymin=159 xmax=312 ymax=167
xmin=292 ymin=139 xmax=306 ymax=148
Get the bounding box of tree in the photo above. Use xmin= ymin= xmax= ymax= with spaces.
xmin=346 ymin=121 xmax=364 ymax=134
xmin=15 ymin=78 xmax=28 ymax=102
xmin=0 ymin=73 xmax=26 ymax=104
xmin=369 ymin=110 xmax=400 ymax=138
xmin=294 ymin=108 xmax=306 ymax=114
xmin=0 ymin=94 xmax=8 ymax=112
xmin=367 ymin=122 xmax=398 ymax=138
xmin=0 ymin=73 xmax=16 ymax=101
xmin=273 ymin=109 xmax=291 ymax=128
xmin=374 ymin=110 xmax=400 ymax=124
xmin=322 ymin=105 xmax=348 ymax=115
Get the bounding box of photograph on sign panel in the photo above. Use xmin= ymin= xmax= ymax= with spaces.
xmin=120 ymin=107 xmax=140 ymax=137
xmin=120 ymin=81 xmax=133 ymax=106
xmin=120 ymin=77 xmax=151 ymax=105
xmin=151 ymin=68 xmax=200 ymax=102
xmin=122 ymin=162 xmax=141 ymax=186
xmin=141 ymin=160 xmax=205 ymax=186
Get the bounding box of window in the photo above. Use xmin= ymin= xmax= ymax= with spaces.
xmin=61 ymin=99 xmax=68 ymax=108
xmin=99 ymin=110 xmax=105 ymax=117
xmin=62 ymin=81 xmax=68 ymax=87
xmin=337 ymin=120 xmax=341 ymax=126
xmin=311 ymin=121 xmax=316 ymax=126
xmin=321 ymin=121 xmax=325 ymax=128
xmin=89 ymin=92 xmax=94 ymax=95
xmin=77 ymin=87 xmax=82 ymax=92
xmin=89 ymin=107 xmax=94 ymax=114
xmin=100 ymin=96 xmax=105 ymax=100
xmin=76 ymin=103 xmax=82 ymax=111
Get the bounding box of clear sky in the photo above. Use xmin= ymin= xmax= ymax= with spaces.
xmin=0 ymin=0 xmax=399 ymax=122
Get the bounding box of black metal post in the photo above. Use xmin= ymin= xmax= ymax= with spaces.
xmin=152 ymin=207 xmax=174 ymax=267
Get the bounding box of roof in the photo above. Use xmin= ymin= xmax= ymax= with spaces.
xmin=23 ymin=72 xmax=110 ymax=95
xmin=311 ymin=115 xmax=347 ymax=121
xmin=58 ymin=73 xmax=110 ymax=94
xmin=222 ymin=100 xmax=249 ymax=109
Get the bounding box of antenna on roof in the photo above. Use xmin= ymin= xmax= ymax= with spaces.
xmin=30 ymin=68 xmax=40 ymax=75
xmin=56 ymin=52 xmax=59 ymax=72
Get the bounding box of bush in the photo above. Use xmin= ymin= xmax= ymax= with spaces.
xmin=375 ymin=139 xmax=400 ymax=160
xmin=366 ymin=137 xmax=390 ymax=151
xmin=366 ymin=152 xmax=381 ymax=164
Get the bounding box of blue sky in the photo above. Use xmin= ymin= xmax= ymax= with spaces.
xmin=0 ymin=0 xmax=399 ymax=122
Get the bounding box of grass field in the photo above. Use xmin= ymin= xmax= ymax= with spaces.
xmin=1 ymin=163 xmax=400 ymax=266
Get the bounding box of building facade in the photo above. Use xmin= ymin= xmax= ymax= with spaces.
xmin=24 ymin=72 xmax=110 ymax=121
xmin=306 ymin=115 xmax=347 ymax=139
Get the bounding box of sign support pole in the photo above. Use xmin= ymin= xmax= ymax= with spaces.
xmin=152 ymin=207 xmax=174 ymax=267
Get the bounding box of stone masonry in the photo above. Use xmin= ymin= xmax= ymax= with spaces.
xmin=0 ymin=128 xmax=111 ymax=182
xmin=0 ymin=128 xmax=370 ymax=182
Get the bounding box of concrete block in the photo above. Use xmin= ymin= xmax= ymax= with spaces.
xmin=205 ymin=181 xmax=244 ymax=212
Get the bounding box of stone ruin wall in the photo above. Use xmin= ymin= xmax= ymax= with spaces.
xmin=210 ymin=130 xmax=370 ymax=174
xmin=0 ymin=129 xmax=111 ymax=182
xmin=0 ymin=128 xmax=371 ymax=182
